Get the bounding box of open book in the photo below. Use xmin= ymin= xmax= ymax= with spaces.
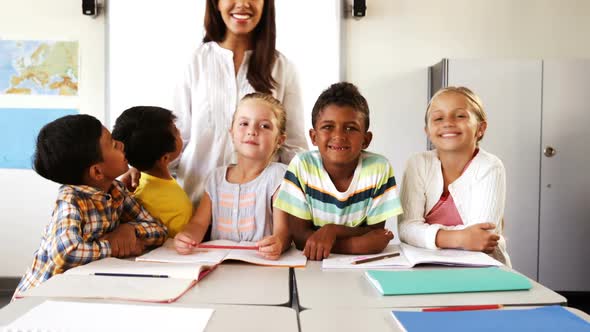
xmin=136 ymin=238 xmax=307 ymax=267
xmin=322 ymin=243 xmax=503 ymax=269
xmin=18 ymin=257 xmax=212 ymax=303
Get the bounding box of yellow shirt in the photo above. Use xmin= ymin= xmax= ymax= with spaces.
xmin=135 ymin=172 xmax=193 ymax=237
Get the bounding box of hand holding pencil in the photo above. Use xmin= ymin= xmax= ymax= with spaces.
xmin=174 ymin=232 xmax=200 ymax=255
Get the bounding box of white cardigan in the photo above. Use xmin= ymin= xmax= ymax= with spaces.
xmin=172 ymin=42 xmax=308 ymax=204
xmin=399 ymin=149 xmax=511 ymax=266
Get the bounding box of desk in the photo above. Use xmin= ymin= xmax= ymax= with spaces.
xmin=295 ymin=261 xmax=566 ymax=309
xmin=21 ymin=262 xmax=291 ymax=306
xmin=176 ymin=262 xmax=291 ymax=306
xmin=0 ymin=298 xmax=299 ymax=332
xmin=299 ymin=307 xmax=590 ymax=332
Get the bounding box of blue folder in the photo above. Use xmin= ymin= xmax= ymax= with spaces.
xmin=391 ymin=306 xmax=590 ymax=332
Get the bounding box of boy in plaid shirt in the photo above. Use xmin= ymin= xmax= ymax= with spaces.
xmin=15 ymin=114 xmax=167 ymax=295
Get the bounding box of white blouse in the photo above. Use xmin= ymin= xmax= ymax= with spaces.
xmin=399 ymin=149 xmax=511 ymax=265
xmin=173 ymin=42 xmax=308 ymax=204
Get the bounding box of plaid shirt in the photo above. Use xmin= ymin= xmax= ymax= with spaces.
xmin=15 ymin=180 xmax=167 ymax=295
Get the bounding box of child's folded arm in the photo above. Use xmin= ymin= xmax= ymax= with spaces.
xmin=119 ymin=192 xmax=168 ymax=247
xmin=287 ymin=215 xmax=315 ymax=251
xmin=331 ymin=222 xmax=392 ymax=255
xmin=320 ymin=222 xmax=381 ymax=239
xmin=50 ymin=201 xmax=111 ymax=268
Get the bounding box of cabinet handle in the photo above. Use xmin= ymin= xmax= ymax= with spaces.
xmin=544 ymin=146 xmax=556 ymax=157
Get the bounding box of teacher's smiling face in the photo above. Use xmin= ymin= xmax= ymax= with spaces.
xmin=218 ymin=0 xmax=264 ymax=38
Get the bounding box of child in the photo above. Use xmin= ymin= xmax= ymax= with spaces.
xmin=112 ymin=106 xmax=192 ymax=238
xmin=15 ymin=114 xmax=168 ymax=295
xmin=399 ymin=86 xmax=511 ymax=266
xmin=273 ymin=82 xmax=403 ymax=261
xmin=174 ymin=93 xmax=291 ymax=260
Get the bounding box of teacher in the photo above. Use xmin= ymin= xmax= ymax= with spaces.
xmin=155 ymin=0 xmax=307 ymax=204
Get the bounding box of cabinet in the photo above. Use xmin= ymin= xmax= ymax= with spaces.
xmin=430 ymin=59 xmax=590 ymax=291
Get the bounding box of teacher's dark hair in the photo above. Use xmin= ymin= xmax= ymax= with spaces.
xmin=203 ymin=0 xmax=277 ymax=94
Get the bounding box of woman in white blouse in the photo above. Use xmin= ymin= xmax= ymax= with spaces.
xmin=125 ymin=0 xmax=308 ymax=204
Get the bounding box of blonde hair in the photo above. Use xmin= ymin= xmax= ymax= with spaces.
xmin=231 ymin=93 xmax=287 ymax=160
xmin=426 ymin=86 xmax=487 ymax=141
xmin=234 ymin=92 xmax=287 ymax=136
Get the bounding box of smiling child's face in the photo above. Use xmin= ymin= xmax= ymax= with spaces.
xmin=426 ymin=92 xmax=485 ymax=154
xmin=310 ymin=104 xmax=372 ymax=170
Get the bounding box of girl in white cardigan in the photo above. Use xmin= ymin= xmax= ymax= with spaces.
xmin=399 ymin=87 xmax=511 ymax=265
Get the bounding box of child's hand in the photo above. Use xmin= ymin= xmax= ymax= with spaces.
xmin=130 ymin=239 xmax=146 ymax=256
xmin=459 ymin=223 xmax=500 ymax=253
xmin=257 ymin=235 xmax=284 ymax=260
xmin=119 ymin=167 xmax=141 ymax=191
xmin=174 ymin=232 xmax=198 ymax=255
xmin=102 ymin=223 xmax=138 ymax=258
xmin=356 ymin=229 xmax=394 ymax=254
xmin=304 ymin=225 xmax=337 ymax=260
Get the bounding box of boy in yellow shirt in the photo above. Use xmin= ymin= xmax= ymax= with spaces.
xmin=113 ymin=106 xmax=192 ymax=237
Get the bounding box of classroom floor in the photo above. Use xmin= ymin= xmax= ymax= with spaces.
xmin=0 ymin=278 xmax=18 ymax=310
xmin=0 ymin=295 xmax=10 ymax=309
xmin=560 ymin=292 xmax=590 ymax=315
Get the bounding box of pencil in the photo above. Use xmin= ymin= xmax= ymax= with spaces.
xmin=351 ymin=252 xmax=400 ymax=265
xmin=197 ymin=244 xmax=259 ymax=250
xmin=423 ymin=304 xmax=503 ymax=312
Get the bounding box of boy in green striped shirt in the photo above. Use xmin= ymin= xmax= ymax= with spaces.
xmin=273 ymin=82 xmax=402 ymax=260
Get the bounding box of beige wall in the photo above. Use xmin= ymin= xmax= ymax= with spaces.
xmin=0 ymin=0 xmax=105 ymax=276
xmin=343 ymin=0 xmax=590 ymax=174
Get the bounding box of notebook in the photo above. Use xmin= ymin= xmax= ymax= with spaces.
xmin=18 ymin=257 xmax=212 ymax=303
xmin=3 ymin=300 xmax=214 ymax=332
xmin=322 ymin=243 xmax=502 ymax=269
xmin=365 ymin=267 xmax=532 ymax=295
xmin=136 ymin=238 xmax=307 ymax=267
xmin=391 ymin=306 xmax=590 ymax=332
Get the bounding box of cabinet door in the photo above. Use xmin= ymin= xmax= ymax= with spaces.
xmin=539 ymin=60 xmax=590 ymax=291
xmin=446 ymin=59 xmax=543 ymax=280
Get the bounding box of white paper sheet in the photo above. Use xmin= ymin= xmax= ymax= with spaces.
xmin=3 ymin=300 xmax=214 ymax=332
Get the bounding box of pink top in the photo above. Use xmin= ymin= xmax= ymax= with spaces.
xmin=425 ymin=149 xmax=479 ymax=226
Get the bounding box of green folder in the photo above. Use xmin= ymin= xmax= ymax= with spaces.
xmin=365 ymin=267 xmax=532 ymax=295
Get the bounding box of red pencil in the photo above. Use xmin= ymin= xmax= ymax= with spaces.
xmin=197 ymin=244 xmax=259 ymax=251
xmin=423 ymin=304 xmax=503 ymax=312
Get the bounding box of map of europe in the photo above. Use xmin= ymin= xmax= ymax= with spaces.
xmin=0 ymin=40 xmax=78 ymax=96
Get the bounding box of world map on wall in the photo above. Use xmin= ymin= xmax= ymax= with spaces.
xmin=0 ymin=40 xmax=78 ymax=96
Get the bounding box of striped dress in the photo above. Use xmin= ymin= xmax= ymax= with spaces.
xmin=207 ymin=162 xmax=287 ymax=242
xmin=274 ymin=151 xmax=403 ymax=227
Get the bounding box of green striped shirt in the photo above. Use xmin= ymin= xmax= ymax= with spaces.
xmin=274 ymin=151 xmax=402 ymax=227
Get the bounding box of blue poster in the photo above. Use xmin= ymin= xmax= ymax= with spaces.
xmin=0 ymin=108 xmax=79 ymax=169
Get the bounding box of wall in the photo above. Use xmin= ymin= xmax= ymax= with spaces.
xmin=108 ymin=0 xmax=342 ymax=135
xmin=0 ymin=0 xmax=104 ymax=276
xmin=343 ymin=0 xmax=590 ymax=276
